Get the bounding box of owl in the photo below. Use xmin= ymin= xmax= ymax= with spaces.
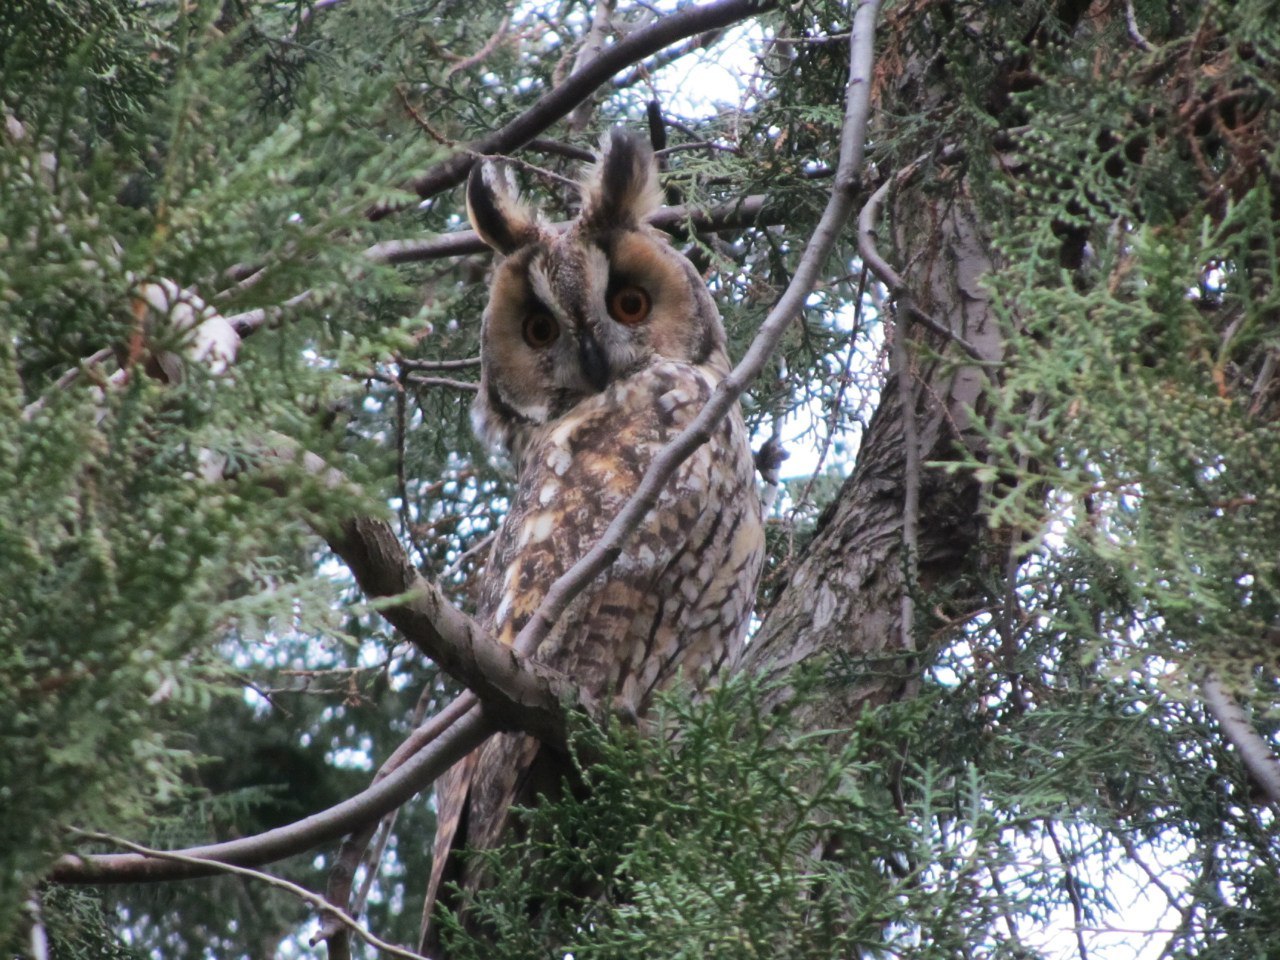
xmin=421 ymin=129 xmax=764 ymax=952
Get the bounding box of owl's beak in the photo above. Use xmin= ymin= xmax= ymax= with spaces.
xmin=578 ymin=329 xmax=610 ymax=393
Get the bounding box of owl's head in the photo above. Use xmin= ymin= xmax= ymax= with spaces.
xmin=467 ymin=128 xmax=729 ymax=457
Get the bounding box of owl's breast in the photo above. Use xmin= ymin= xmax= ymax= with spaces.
xmin=476 ymin=359 xmax=764 ymax=708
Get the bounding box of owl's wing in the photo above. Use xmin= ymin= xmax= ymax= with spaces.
xmin=420 ymin=748 xmax=474 ymax=952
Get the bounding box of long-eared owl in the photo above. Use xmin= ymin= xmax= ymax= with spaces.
xmin=422 ymin=129 xmax=764 ymax=951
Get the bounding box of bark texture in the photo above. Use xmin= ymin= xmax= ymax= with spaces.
xmin=744 ymin=173 xmax=1003 ymax=726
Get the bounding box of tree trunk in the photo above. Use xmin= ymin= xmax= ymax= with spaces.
xmin=744 ymin=171 xmax=1004 ymax=727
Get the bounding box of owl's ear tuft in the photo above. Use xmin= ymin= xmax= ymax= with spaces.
xmin=581 ymin=128 xmax=663 ymax=229
xmin=467 ymin=160 xmax=542 ymax=255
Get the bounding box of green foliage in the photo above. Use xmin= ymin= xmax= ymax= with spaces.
xmin=438 ymin=674 xmax=910 ymax=960
xmin=439 ymin=657 xmax=1280 ymax=960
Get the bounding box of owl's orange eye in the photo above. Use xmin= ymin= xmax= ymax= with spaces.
xmin=522 ymin=311 xmax=560 ymax=348
xmin=607 ymin=285 xmax=651 ymax=326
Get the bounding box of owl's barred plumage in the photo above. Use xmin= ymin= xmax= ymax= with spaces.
xmin=422 ymin=129 xmax=764 ymax=953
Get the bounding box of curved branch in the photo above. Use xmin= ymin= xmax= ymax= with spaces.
xmin=857 ymin=162 xmax=983 ymax=360
xmin=509 ymin=0 xmax=884 ymax=661
xmin=68 ymin=830 xmax=429 ymax=960
xmin=51 ymin=707 xmax=493 ymax=884
xmin=318 ymin=692 xmax=479 ymax=953
xmin=384 ymin=0 xmax=778 ymax=214
xmin=323 ymin=516 xmax=590 ymax=740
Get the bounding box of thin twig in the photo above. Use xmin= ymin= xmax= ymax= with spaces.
xmin=568 ymin=0 xmax=616 ymax=134
xmin=507 ymin=0 xmax=884 ymax=663
xmin=20 ymin=348 xmax=114 ymax=421
xmin=857 ymin=162 xmax=984 ymax=360
xmin=405 ymin=375 xmax=479 ymax=392
xmin=656 ymin=140 xmax=740 ymax=157
xmin=440 ymin=530 xmax=497 ymax=581
xmin=445 ymin=15 xmax=512 ymax=79
xmin=1045 ymin=822 xmax=1091 ymax=960
xmin=67 ymin=829 xmax=431 ymax=960
xmin=792 ymin=265 xmax=868 ymax=514
xmin=398 ymin=356 xmax=482 ymax=371
xmin=527 ymin=137 xmax=596 ymax=162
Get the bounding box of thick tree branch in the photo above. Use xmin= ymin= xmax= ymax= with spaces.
xmin=50 ymin=709 xmax=493 ymax=883
xmin=509 ymin=0 xmax=883 ymax=662
xmin=383 ymin=0 xmax=778 ymax=214
xmin=322 ymin=517 xmax=587 ymax=741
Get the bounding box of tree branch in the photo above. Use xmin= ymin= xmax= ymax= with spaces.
xmin=381 ymin=0 xmax=778 ymax=215
xmin=364 ymin=193 xmax=777 ymax=265
xmin=50 ymin=708 xmax=493 ymax=883
xmin=508 ymin=0 xmax=883 ymax=662
xmin=857 ymin=160 xmax=984 ymax=360
xmin=322 ymin=516 xmax=590 ymax=740
xmin=67 ymin=830 xmax=429 ymax=960
xmin=318 ymin=692 xmax=479 ymax=955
